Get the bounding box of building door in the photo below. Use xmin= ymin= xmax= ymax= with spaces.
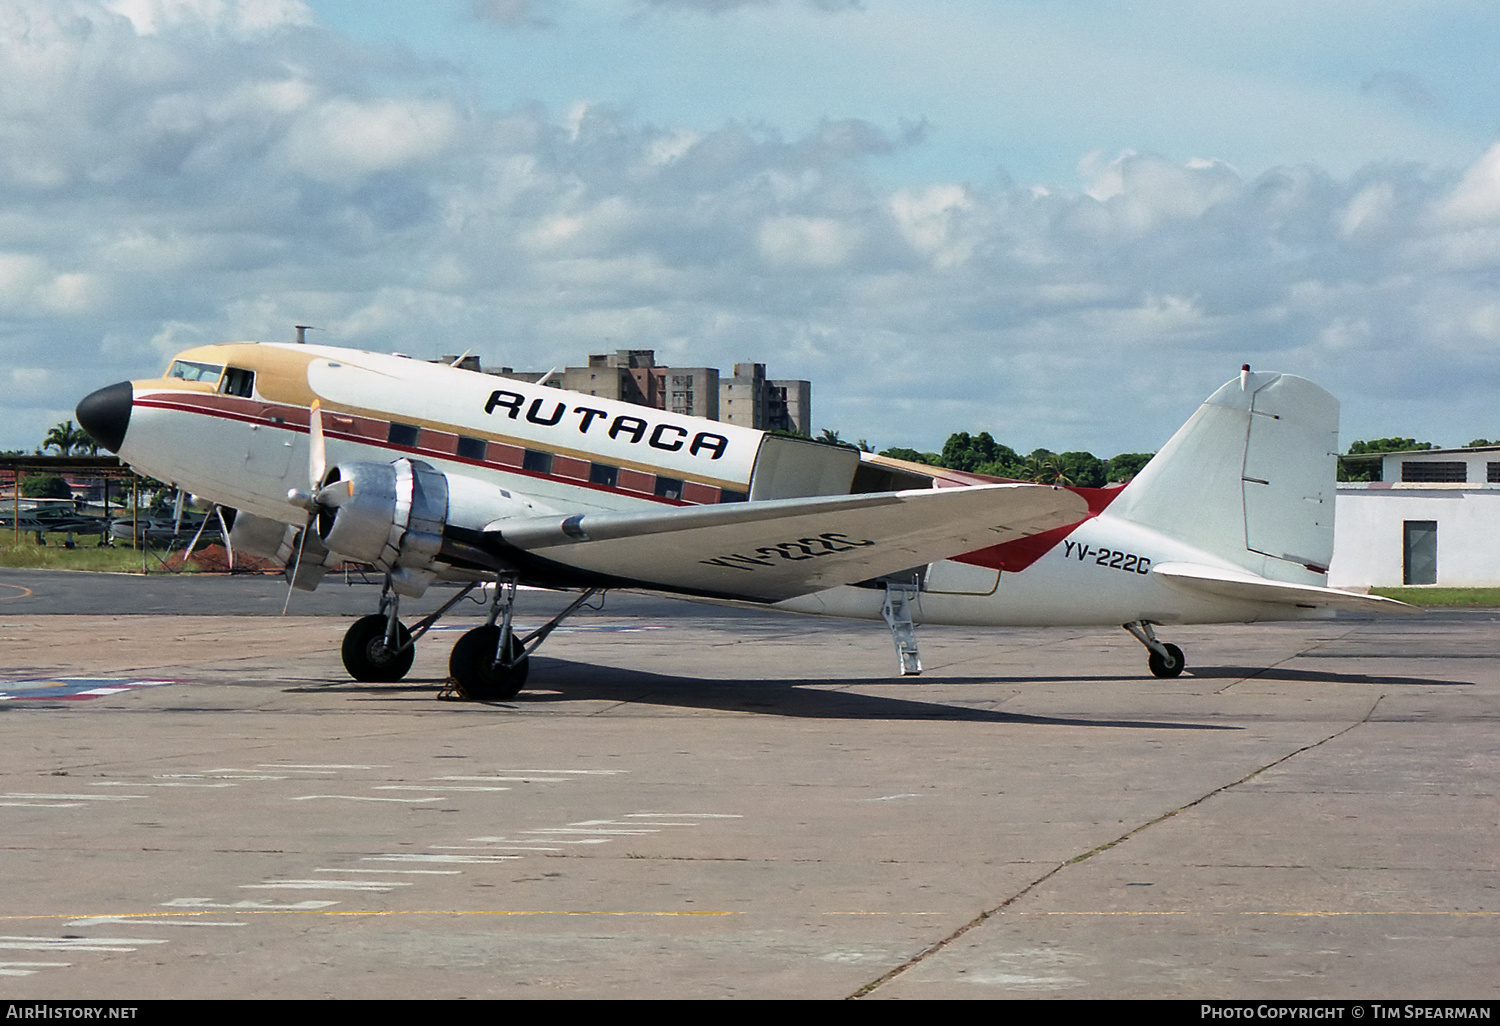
xmin=1403 ymin=520 xmax=1437 ymax=585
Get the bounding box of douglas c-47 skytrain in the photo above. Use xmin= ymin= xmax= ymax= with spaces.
xmin=75 ymin=343 xmax=1411 ymax=699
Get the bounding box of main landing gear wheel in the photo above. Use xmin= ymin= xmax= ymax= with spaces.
xmin=341 ymin=614 xmax=415 ymax=682
xmin=449 ymin=625 xmax=529 ymax=700
xmin=1148 ymin=643 xmax=1185 ymax=679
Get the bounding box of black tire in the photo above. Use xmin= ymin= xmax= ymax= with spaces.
xmin=341 ymin=614 xmax=415 ymax=682
xmin=1148 ymin=642 xmax=1185 ymax=679
xmin=449 ymin=625 xmax=529 ymax=700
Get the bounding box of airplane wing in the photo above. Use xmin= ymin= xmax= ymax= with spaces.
xmin=476 ymin=484 xmax=1089 ymax=601
xmin=1150 ymin=562 xmax=1420 ymax=615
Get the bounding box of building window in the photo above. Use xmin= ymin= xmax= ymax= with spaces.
xmin=1488 ymin=462 xmax=1500 ymax=484
xmin=1401 ymin=461 xmax=1466 ymax=483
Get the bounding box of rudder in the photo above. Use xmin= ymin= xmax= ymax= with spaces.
xmin=1108 ymin=370 xmax=1339 ymax=585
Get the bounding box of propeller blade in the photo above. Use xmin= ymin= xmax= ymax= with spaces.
xmin=309 ymin=399 xmax=326 ymax=489
xmin=172 ymin=488 xmax=186 ymax=537
xmin=282 ymin=520 xmax=311 ymax=616
xmin=285 ymin=399 xmax=331 ymax=614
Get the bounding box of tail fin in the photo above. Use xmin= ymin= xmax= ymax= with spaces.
xmin=1109 ymin=370 xmax=1339 ymax=585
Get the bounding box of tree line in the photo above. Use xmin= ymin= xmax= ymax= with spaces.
xmin=840 ymin=432 xmax=1500 ymax=488
xmin=876 ymin=434 xmax=1154 ymax=487
xmin=1336 ymin=437 xmax=1497 ymax=481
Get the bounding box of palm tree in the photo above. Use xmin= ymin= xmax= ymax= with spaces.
xmin=42 ymin=421 xmax=97 ymax=456
xmin=1025 ymin=454 xmax=1074 ymax=486
xmin=43 ymin=421 xmax=74 ymax=455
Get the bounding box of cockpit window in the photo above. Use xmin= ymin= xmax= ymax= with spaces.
xmin=167 ymin=360 xmax=224 ymax=383
xmin=219 ymin=366 xmax=255 ymax=398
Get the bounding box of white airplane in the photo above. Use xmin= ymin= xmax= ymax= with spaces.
xmin=75 ymin=344 xmax=1410 ymax=698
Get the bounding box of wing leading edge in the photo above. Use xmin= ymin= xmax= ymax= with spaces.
xmin=479 ymin=484 xmax=1090 ymax=601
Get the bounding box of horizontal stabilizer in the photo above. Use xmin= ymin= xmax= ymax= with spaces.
xmin=487 ymin=484 xmax=1089 ymax=601
xmin=1152 ymin=562 xmax=1420 ymax=615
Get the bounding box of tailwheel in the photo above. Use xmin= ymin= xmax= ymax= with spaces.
xmin=449 ymin=625 xmax=529 ymax=700
xmin=1147 ymin=642 xmax=1185 ymax=679
xmin=1125 ymin=621 xmax=1186 ymax=680
xmin=341 ymin=614 xmax=415 ymax=682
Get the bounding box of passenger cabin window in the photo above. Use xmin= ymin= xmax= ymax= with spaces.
xmin=654 ymin=476 xmax=683 ymax=500
xmin=387 ymin=423 xmax=420 ymax=448
xmin=522 ymin=450 xmax=553 ymax=475
xmin=167 ymin=360 xmax=223 ymax=383
xmin=456 ymin=436 xmax=487 ymax=461
xmin=589 ymin=463 xmax=618 ymax=487
xmin=218 ymin=367 xmax=255 ymax=398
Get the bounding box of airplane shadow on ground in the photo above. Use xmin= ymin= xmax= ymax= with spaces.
xmin=299 ymin=660 xmax=1242 ymax=731
xmin=1188 ymin=665 xmax=1474 ymax=687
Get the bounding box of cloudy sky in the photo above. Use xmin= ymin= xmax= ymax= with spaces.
xmin=6 ymin=0 xmax=1500 ymax=458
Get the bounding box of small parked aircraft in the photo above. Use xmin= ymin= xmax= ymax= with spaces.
xmin=0 ymin=503 xmax=108 ymax=542
xmin=76 ymin=344 xmax=1409 ymax=698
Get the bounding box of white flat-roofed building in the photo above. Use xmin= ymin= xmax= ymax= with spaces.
xmin=1330 ymin=446 xmax=1500 ymax=588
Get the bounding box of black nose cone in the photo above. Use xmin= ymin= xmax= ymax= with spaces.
xmin=76 ymin=381 xmax=134 ymax=454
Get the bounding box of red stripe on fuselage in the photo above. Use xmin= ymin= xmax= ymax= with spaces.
xmin=130 ymin=395 xmax=696 ymax=506
xmin=134 ymin=394 xmax=1122 ymax=554
xmin=953 ymin=484 xmax=1123 ymax=572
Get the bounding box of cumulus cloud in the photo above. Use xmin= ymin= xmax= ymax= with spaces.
xmin=1433 ymin=141 xmax=1500 ymax=226
xmin=105 ymin=0 xmax=315 ymax=36
xmin=889 ymin=185 xmax=973 ymax=269
xmin=5 ymin=0 xmax=1500 ymax=457
xmin=1079 ymin=151 xmax=1241 ymax=232
xmin=279 ymin=97 xmax=462 ymax=185
xmin=757 ymin=215 xmax=863 ymax=269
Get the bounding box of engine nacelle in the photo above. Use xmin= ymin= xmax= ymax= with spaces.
xmin=319 ymin=459 xmax=449 ymax=596
xmin=229 ymin=509 xmax=336 ymax=592
xmin=313 ymin=460 xmax=557 ymax=597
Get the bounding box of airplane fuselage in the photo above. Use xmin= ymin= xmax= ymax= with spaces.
xmin=119 ymin=342 xmax=763 ymax=526
xmin=778 ymin=513 xmax=1326 ymax=628
xmin=96 ymin=341 xmax=1353 ymax=638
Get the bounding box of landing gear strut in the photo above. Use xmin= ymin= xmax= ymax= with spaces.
xmin=336 ymin=573 xmax=600 ymax=699
xmin=338 ymin=576 xmax=477 ymax=683
xmin=448 ymin=579 xmax=599 ymax=700
xmin=1124 ymin=620 xmax=1185 ymax=678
